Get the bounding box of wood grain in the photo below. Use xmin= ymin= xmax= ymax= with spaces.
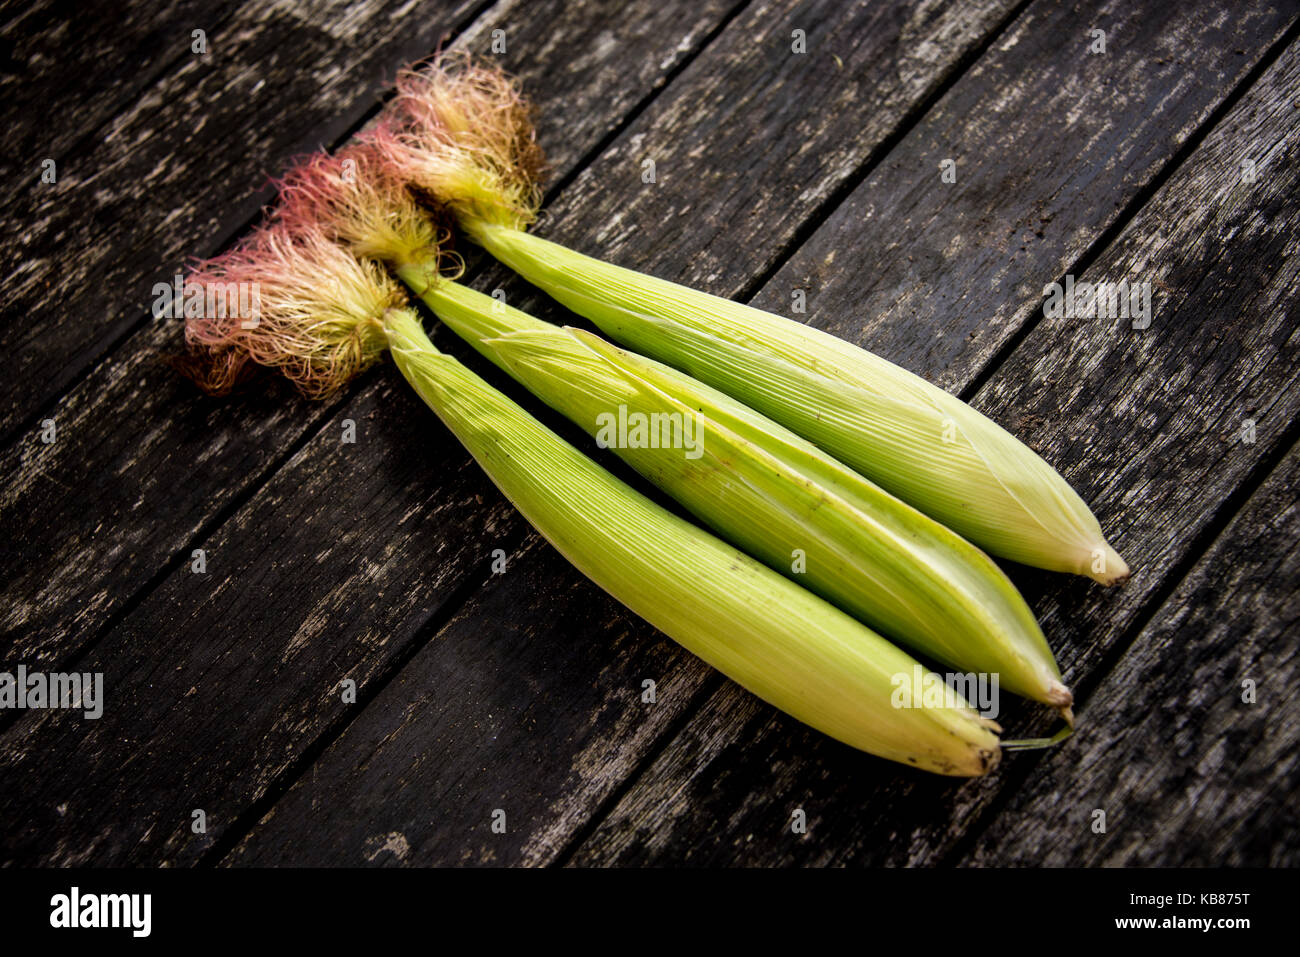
xmin=225 ymin=536 xmax=717 ymax=866
xmin=0 ymin=0 xmax=747 ymax=866
xmin=512 ymin=0 xmax=1023 ymax=298
xmin=744 ymin=0 xmax=1298 ymax=393
xmin=0 ymin=379 xmax=524 ymax=866
xmin=962 ymin=440 xmax=1300 ymax=866
xmin=0 ymin=0 xmax=738 ymax=671
xmin=567 ymin=6 xmax=1300 ymax=866
xmin=0 ymin=0 xmax=486 ymax=439
xmin=0 ymin=0 xmax=232 ymax=191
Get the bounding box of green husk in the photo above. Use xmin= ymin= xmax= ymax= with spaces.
xmin=382 ymin=305 xmax=1001 ymax=776
xmin=457 ymin=220 xmax=1128 ymax=586
xmin=396 ymin=270 xmax=1070 ymax=710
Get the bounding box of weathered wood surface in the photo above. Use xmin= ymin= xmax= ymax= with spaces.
xmin=0 ymin=0 xmax=490 ymax=441
xmin=569 ymin=20 xmax=1300 ymax=866
xmin=0 ymin=0 xmax=745 ymax=865
xmin=226 ymin=535 xmax=716 ymax=866
xmin=0 ymin=0 xmax=1026 ymax=866
xmin=0 ymin=0 xmax=234 ymax=191
xmin=504 ymin=0 xmax=1025 ymax=301
xmin=963 ymin=439 xmax=1300 ymax=867
xmin=2 ymin=0 xmax=1298 ymax=868
xmin=0 ymin=0 xmax=738 ymax=670
xmin=743 ymin=0 xmax=1298 ymax=394
xmin=0 ymin=379 xmax=519 ymax=866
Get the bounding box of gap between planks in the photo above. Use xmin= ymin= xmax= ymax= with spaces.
xmin=930 ymin=18 xmax=1300 ymax=865
xmin=0 ymin=0 xmax=502 ymax=455
xmin=555 ymin=1 xmax=1300 ymax=866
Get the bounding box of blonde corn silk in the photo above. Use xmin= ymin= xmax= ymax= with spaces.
xmin=179 ymin=130 xmax=478 ymax=397
xmin=181 ymin=224 xmax=405 ymax=398
xmin=380 ymin=52 xmax=546 ymax=231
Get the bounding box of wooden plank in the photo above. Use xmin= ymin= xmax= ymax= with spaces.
xmin=961 ymin=439 xmax=1300 ymax=866
xmin=0 ymin=0 xmax=1022 ymax=866
xmin=507 ymin=0 xmax=1023 ymax=297
xmin=0 ymin=380 xmax=522 ymax=866
xmin=0 ymin=0 xmax=238 ymax=192
xmin=193 ymin=0 xmax=1029 ymax=866
xmin=0 ymin=0 xmax=739 ymax=672
xmin=0 ymin=0 xmax=487 ymax=440
xmin=0 ymin=0 xmax=747 ymax=866
xmin=225 ymin=536 xmax=714 ymax=866
xmin=744 ymin=0 xmax=1299 ymax=394
xmin=567 ymin=5 xmax=1300 ymax=865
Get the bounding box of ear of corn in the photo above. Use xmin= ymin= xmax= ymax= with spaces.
xmin=458 ymin=221 xmax=1128 ymax=586
xmin=290 ymin=138 xmax=1072 ymax=708
xmin=178 ymin=146 xmax=1019 ymax=776
xmin=399 ymin=271 xmax=1070 ymax=710
xmin=182 ymin=218 xmax=1001 ymax=775
xmin=381 ymin=54 xmax=1126 ymax=585
xmin=383 ymin=306 xmax=1002 ymax=775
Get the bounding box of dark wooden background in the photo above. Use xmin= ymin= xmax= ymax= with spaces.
xmin=2 ymin=0 xmax=1298 ymax=867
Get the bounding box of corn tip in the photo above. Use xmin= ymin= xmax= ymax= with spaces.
xmin=1046 ymin=679 xmax=1074 ymax=709
xmin=1086 ymin=541 xmax=1131 ymax=586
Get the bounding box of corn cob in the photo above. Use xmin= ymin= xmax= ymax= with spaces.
xmin=405 ymin=273 xmax=1071 ymax=711
xmin=180 ymin=220 xmax=1003 ymax=776
xmin=387 ymin=310 xmax=1002 ymax=775
xmin=270 ymin=142 xmax=1070 ymax=710
xmin=377 ymin=54 xmax=1129 ymax=586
